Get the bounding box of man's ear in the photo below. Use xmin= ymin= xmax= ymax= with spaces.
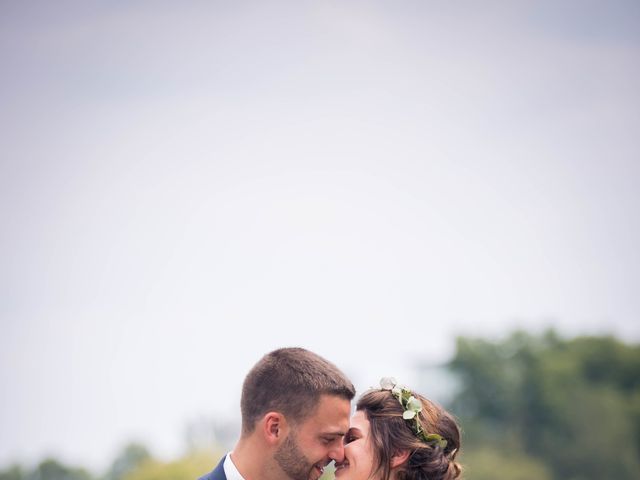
xmin=391 ymin=450 xmax=410 ymax=468
xmin=262 ymin=412 xmax=287 ymax=445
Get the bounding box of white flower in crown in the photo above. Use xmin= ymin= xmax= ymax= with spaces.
xmin=380 ymin=377 xmax=396 ymax=390
xmin=378 ymin=377 xmax=448 ymax=449
xmin=403 ymin=395 xmax=423 ymax=419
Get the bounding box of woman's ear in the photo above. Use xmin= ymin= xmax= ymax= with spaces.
xmin=391 ymin=450 xmax=410 ymax=468
xmin=262 ymin=412 xmax=287 ymax=445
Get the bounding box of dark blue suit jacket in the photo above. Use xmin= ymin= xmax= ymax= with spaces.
xmin=198 ymin=455 xmax=227 ymax=480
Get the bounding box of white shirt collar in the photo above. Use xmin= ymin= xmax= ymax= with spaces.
xmin=224 ymin=453 xmax=246 ymax=480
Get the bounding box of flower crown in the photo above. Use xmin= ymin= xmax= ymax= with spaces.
xmin=379 ymin=377 xmax=448 ymax=449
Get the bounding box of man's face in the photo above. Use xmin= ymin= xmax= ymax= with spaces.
xmin=274 ymin=394 xmax=351 ymax=480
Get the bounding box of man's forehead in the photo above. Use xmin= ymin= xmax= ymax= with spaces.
xmin=303 ymin=395 xmax=351 ymax=430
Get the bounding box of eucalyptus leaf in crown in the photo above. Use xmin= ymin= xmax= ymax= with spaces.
xmin=379 ymin=377 xmax=448 ymax=449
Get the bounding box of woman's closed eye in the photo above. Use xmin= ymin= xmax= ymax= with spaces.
xmin=344 ymin=429 xmax=360 ymax=445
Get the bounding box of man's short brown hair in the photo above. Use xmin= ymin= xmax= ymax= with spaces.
xmin=240 ymin=347 xmax=355 ymax=434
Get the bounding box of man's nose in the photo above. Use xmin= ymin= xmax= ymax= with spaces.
xmin=329 ymin=441 xmax=345 ymax=463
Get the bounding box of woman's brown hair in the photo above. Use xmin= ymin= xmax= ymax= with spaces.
xmin=356 ymin=389 xmax=462 ymax=480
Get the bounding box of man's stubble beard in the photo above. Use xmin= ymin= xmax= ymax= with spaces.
xmin=274 ymin=431 xmax=318 ymax=480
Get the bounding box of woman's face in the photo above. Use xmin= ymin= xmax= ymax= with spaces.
xmin=334 ymin=410 xmax=377 ymax=480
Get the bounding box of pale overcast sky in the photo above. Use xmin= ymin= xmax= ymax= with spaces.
xmin=1 ymin=0 xmax=639 ymax=473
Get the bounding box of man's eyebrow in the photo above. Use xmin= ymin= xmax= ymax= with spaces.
xmin=320 ymin=431 xmax=347 ymax=437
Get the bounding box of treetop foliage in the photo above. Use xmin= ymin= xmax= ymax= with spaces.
xmin=449 ymin=329 xmax=640 ymax=480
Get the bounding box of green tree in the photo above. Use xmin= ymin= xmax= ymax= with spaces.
xmin=460 ymin=447 xmax=552 ymax=480
xmin=0 ymin=465 xmax=25 ymax=480
xmin=122 ymin=451 xmax=220 ymax=480
xmin=26 ymin=459 xmax=93 ymax=480
xmin=448 ymin=330 xmax=640 ymax=480
xmin=104 ymin=443 xmax=151 ymax=480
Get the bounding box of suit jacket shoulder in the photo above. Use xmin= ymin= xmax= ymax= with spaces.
xmin=198 ymin=455 xmax=226 ymax=480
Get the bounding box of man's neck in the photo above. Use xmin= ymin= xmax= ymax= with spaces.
xmin=231 ymin=437 xmax=282 ymax=480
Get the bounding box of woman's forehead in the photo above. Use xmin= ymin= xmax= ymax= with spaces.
xmin=350 ymin=410 xmax=370 ymax=430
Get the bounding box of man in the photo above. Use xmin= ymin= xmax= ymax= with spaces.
xmin=198 ymin=347 xmax=355 ymax=480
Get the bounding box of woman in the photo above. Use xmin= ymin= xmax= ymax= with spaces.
xmin=335 ymin=377 xmax=462 ymax=480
